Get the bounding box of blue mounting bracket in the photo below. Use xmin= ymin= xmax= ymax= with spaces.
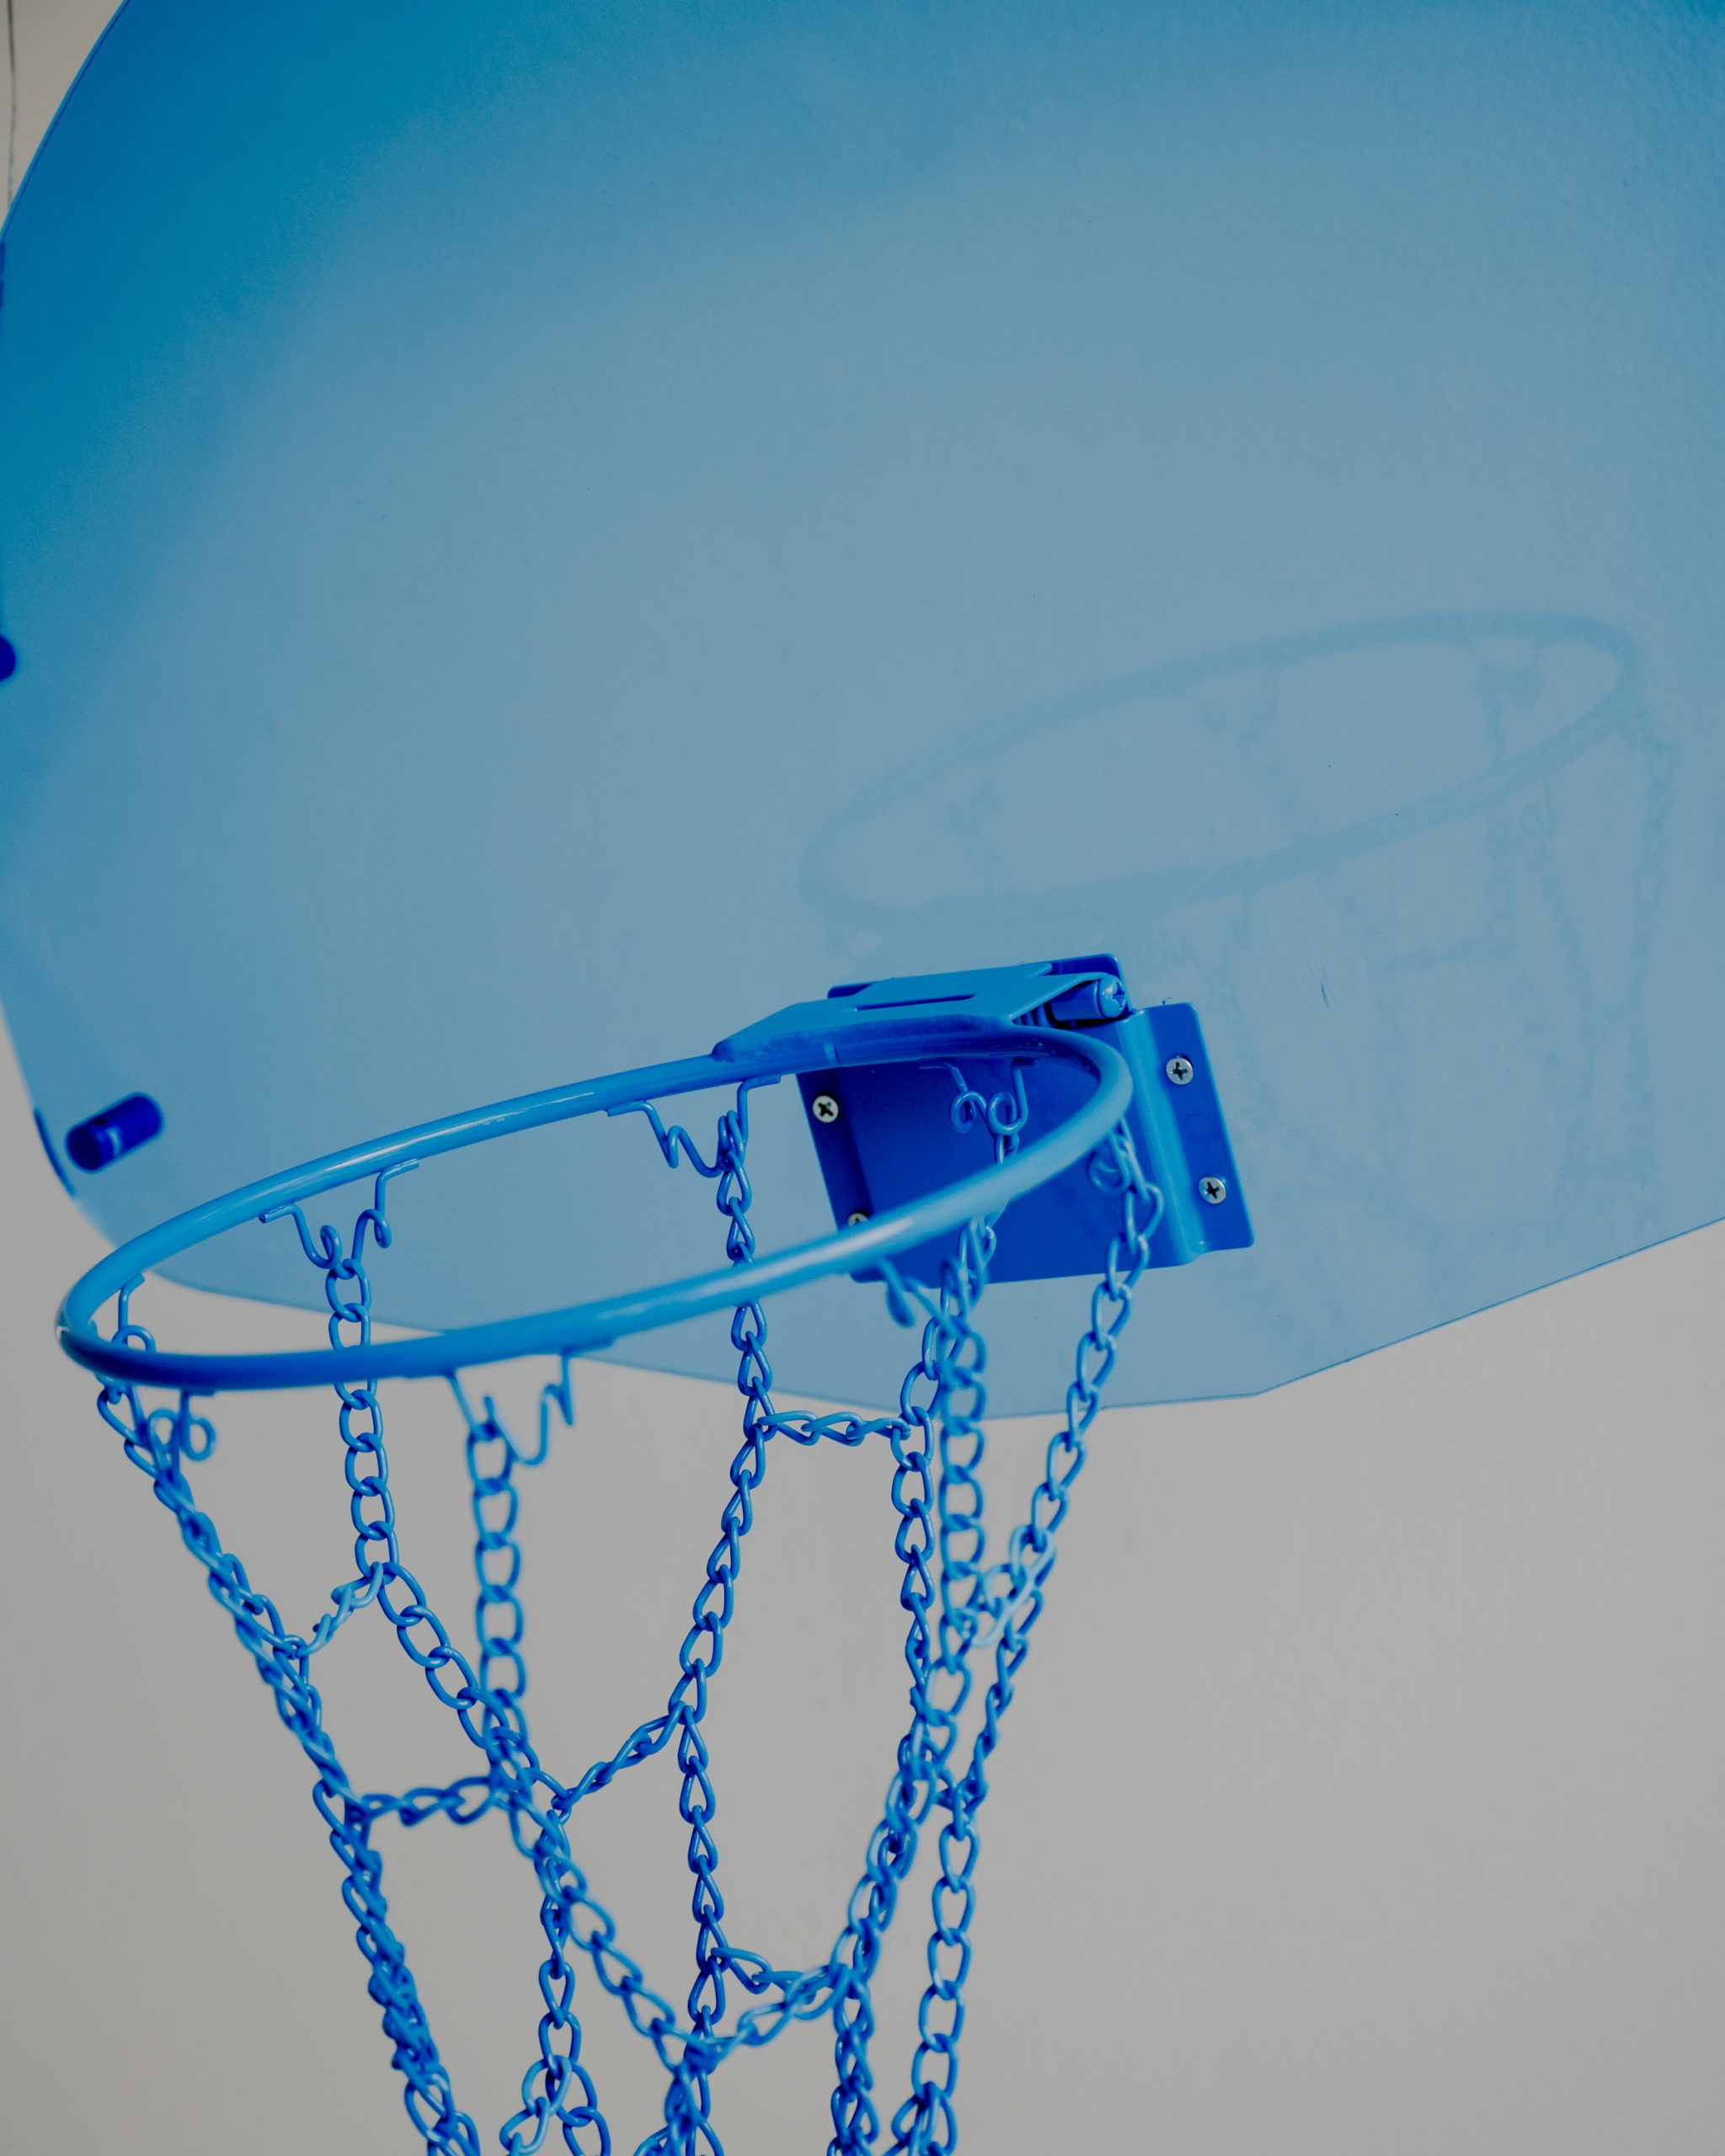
xmin=732 ymin=956 xmax=1252 ymax=1288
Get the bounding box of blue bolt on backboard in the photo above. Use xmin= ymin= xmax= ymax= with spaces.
xmin=1 ymin=0 xmax=1722 ymax=1412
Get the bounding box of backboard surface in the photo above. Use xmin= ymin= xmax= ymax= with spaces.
xmin=3 ymin=0 xmax=1722 ymax=1411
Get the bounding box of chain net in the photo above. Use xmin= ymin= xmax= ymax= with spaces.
xmin=93 ymin=1064 xmax=1162 ymax=2155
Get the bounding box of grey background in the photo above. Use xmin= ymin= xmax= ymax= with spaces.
xmin=5 ymin=6 xmax=1725 ymax=2151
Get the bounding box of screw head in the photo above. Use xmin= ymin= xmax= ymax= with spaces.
xmin=1198 ymin=1175 xmax=1227 ymax=1205
xmin=1096 ymin=976 xmax=1129 ymax=1016
xmin=846 ymin=1209 xmax=870 ymax=1227
xmin=1165 ymin=1056 xmax=1194 ymax=1086
xmin=810 ymin=1093 xmax=841 ymax=1124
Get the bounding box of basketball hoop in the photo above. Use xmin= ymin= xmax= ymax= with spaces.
xmin=64 ymin=962 xmax=1245 ymax=2156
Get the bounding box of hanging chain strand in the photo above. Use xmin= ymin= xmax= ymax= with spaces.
xmin=889 ymin=1138 xmax=1161 ymax=2156
xmin=94 ymin=1070 xmax=1159 ymax=2156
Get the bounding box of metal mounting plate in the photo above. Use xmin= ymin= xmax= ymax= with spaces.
xmin=788 ymin=963 xmax=1250 ymax=1285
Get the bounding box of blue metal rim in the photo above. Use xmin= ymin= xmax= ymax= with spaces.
xmin=57 ymin=1018 xmax=1133 ymax=1396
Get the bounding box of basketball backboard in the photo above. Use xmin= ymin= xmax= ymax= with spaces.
xmin=2 ymin=0 xmax=1722 ymax=1410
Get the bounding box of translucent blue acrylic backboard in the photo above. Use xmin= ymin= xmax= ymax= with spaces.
xmin=1 ymin=0 xmax=1722 ymax=1412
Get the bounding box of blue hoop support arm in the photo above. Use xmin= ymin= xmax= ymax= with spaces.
xmin=58 ymin=1017 xmax=1133 ymax=1396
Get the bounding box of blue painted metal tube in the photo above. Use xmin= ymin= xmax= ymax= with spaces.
xmin=58 ymin=1020 xmax=1131 ymax=1396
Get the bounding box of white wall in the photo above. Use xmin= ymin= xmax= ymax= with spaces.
xmin=4 ymin=7 xmax=1725 ymax=2152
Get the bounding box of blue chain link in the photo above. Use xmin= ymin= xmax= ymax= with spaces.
xmin=93 ymin=1070 xmax=1160 ymax=2156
